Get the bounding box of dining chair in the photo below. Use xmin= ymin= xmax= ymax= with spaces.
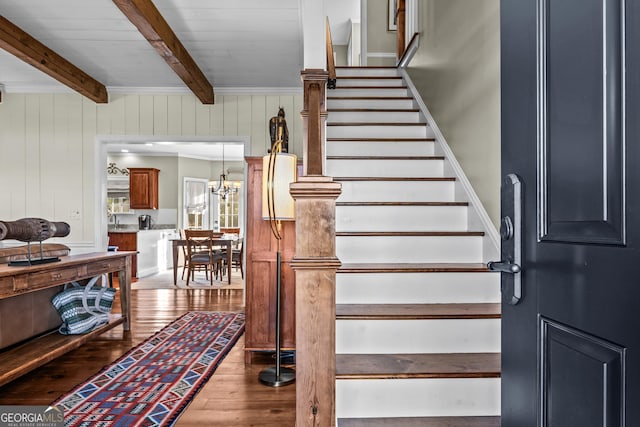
xmin=220 ymin=237 xmax=243 ymax=280
xmin=179 ymin=229 xmax=190 ymax=281
xmin=232 ymin=237 xmax=244 ymax=279
xmin=183 ymin=229 xmax=225 ymax=286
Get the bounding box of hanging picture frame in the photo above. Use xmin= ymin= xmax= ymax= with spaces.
xmin=388 ymin=0 xmax=397 ymax=31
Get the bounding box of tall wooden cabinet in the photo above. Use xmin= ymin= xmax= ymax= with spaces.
xmin=129 ymin=168 xmax=159 ymax=209
xmin=244 ymin=157 xmax=296 ymax=363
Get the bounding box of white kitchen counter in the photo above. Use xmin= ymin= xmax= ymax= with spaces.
xmin=136 ymin=229 xmax=179 ymax=278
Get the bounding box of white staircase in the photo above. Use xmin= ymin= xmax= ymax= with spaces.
xmin=328 ymin=66 xmax=501 ymax=426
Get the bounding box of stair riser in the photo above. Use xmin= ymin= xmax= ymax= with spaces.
xmin=329 ymin=110 xmax=422 ymax=123
xmin=336 ymin=68 xmax=400 ymax=77
xmin=327 ymin=140 xmax=435 ymax=157
xmin=328 ymin=98 xmax=415 ymax=110
xmin=327 ymin=125 xmax=433 ymax=139
xmin=336 ymin=378 xmax=500 ymax=418
xmin=328 ymin=158 xmax=443 ymax=178
xmin=330 ymin=88 xmax=410 ymax=98
xmin=336 ymin=78 xmax=405 ymax=87
xmin=338 ymin=181 xmax=456 ymax=203
xmin=336 ymin=205 xmax=468 ymax=232
xmin=336 ymin=318 xmax=500 ymax=354
xmin=336 ymin=272 xmax=501 ymax=304
xmin=336 ymin=236 xmax=483 ymax=263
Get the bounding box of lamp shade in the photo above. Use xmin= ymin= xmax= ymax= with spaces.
xmin=262 ymin=153 xmax=297 ymax=221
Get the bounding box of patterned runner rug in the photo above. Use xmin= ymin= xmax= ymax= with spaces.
xmin=54 ymin=311 xmax=245 ymax=426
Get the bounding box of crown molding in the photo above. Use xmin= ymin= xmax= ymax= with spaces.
xmin=4 ymin=85 xmax=303 ymax=96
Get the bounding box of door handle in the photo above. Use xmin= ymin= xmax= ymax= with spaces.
xmin=488 ymin=173 xmax=522 ymax=305
xmin=488 ymin=260 xmax=521 ymax=274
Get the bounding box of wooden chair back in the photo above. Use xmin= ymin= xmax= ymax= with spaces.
xmin=183 ymin=229 xmax=222 ymax=286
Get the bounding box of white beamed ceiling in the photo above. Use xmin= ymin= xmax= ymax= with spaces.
xmin=0 ymin=0 xmax=360 ymax=92
xmin=0 ymin=0 xmax=315 ymax=92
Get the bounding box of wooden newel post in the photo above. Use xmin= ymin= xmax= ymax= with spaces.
xmin=291 ymin=68 xmax=342 ymax=427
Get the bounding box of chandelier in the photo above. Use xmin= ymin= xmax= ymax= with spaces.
xmin=208 ymin=144 xmax=238 ymax=200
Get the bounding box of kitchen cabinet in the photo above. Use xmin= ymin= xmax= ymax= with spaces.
xmin=244 ymin=157 xmax=296 ymax=363
xmin=129 ymin=168 xmax=159 ymax=209
xmin=137 ymin=229 xmax=177 ymax=278
xmin=107 ymin=232 xmax=137 ymax=278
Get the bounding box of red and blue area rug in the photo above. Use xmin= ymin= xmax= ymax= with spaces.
xmin=54 ymin=311 xmax=245 ymax=426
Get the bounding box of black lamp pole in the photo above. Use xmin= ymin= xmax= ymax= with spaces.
xmin=258 ymin=140 xmax=295 ymax=387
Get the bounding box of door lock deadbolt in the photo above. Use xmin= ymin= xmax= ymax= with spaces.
xmin=500 ymin=216 xmax=514 ymax=241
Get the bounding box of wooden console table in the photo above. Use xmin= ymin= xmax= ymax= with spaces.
xmin=0 ymin=251 xmax=133 ymax=387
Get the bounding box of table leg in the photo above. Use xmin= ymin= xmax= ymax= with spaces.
xmin=118 ymin=255 xmax=132 ymax=331
xmin=172 ymin=240 xmax=178 ymax=286
xmin=227 ymin=242 xmax=232 ymax=284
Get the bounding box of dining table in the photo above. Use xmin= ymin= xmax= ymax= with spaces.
xmin=171 ymin=238 xmax=233 ymax=285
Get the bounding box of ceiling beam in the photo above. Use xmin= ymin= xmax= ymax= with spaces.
xmin=113 ymin=0 xmax=214 ymax=104
xmin=0 ymin=16 xmax=108 ymax=103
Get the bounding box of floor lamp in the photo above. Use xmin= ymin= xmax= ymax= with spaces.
xmin=259 ymin=139 xmax=297 ymax=387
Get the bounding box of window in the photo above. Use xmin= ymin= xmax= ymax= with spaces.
xmin=183 ymin=178 xmax=209 ymax=229
xmin=217 ymin=182 xmax=241 ymax=229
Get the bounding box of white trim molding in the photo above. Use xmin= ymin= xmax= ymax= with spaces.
xmin=5 ymin=85 xmax=303 ymax=96
xmin=366 ymin=52 xmax=396 ymax=58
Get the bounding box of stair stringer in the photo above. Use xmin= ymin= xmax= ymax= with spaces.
xmin=400 ymin=68 xmax=500 ymax=263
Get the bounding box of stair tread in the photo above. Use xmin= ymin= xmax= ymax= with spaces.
xmin=336 ymin=303 xmax=501 ymax=320
xmin=339 ymin=263 xmax=491 ymax=273
xmin=327 ymin=96 xmax=413 ymax=100
xmin=337 ymin=416 xmax=501 ymax=427
xmin=336 ymin=66 xmax=398 ymax=69
xmin=328 ymin=122 xmax=426 ymax=126
xmin=329 ymin=155 xmax=442 ymax=160
xmin=337 ymin=76 xmax=403 ymax=79
xmin=336 ymin=231 xmax=484 ymax=237
xmin=328 ymin=108 xmax=419 ymax=112
xmin=337 ymin=202 xmax=468 ymax=206
xmin=337 ymin=86 xmax=408 ymax=89
xmin=327 ymin=138 xmax=434 ymax=141
xmin=336 ymin=177 xmax=455 ymax=181
xmin=336 ymin=353 xmax=501 ymax=379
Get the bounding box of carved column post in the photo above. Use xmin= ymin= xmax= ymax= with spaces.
xmin=292 ymin=69 xmax=341 ymax=427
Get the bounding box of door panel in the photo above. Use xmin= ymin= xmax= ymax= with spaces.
xmin=540 ymin=318 xmax=624 ymax=426
xmin=539 ymin=0 xmax=625 ymax=244
xmin=501 ymin=0 xmax=639 ymax=425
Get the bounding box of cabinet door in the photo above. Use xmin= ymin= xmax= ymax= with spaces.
xmin=107 ymin=232 xmax=137 ymax=278
xmin=129 ymin=168 xmax=159 ymax=209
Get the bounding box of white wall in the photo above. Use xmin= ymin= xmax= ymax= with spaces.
xmin=0 ymin=92 xmax=302 ymax=251
xmin=406 ymin=0 xmax=501 ymax=228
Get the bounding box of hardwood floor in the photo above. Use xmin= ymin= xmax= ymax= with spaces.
xmin=0 ymin=286 xmax=296 ymax=426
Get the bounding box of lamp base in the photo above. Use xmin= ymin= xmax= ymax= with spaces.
xmin=258 ymin=366 xmax=295 ymax=387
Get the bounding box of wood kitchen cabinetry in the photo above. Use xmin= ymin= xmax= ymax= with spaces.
xmin=244 ymin=157 xmax=296 ymax=363
xmin=107 ymin=232 xmax=137 ymax=278
xmin=129 ymin=168 xmax=159 ymax=209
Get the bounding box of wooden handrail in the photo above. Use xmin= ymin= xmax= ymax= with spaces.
xmin=326 ymin=17 xmax=337 ymax=89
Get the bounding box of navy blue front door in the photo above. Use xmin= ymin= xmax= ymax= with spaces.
xmin=501 ymin=0 xmax=639 ymax=425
